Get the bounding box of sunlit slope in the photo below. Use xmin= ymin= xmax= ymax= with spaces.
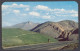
xmin=2 ymin=28 xmax=57 ymax=47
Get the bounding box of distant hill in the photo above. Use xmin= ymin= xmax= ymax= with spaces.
xmin=31 ymin=20 xmax=78 ymax=41
xmin=3 ymin=21 xmax=39 ymax=30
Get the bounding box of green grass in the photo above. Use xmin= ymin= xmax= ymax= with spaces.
xmin=2 ymin=28 xmax=58 ymax=47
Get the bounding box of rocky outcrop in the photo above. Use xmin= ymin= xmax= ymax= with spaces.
xmin=57 ymin=28 xmax=78 ymax=41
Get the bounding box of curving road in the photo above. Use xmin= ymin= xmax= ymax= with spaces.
xmin=4 ymin=41 xmax=78 ymax=50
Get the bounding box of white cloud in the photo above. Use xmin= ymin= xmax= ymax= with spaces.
xmin=42 ymin=15 xmax=51 ymax=19
xmin=2 ymin=3 xmax=78 ymax=21
xmin=56 ymin=14 xmax=68 ymax=17
xmin=29 ymin=11 xmax=40 ymax=16
xmin=51 ymin=8 xmax=78 ymax=17
xmin=71 ymin=14 xmax=78 ymax=17
xmin=2 ymin=3 xmax=30 ymax=17
xmin=25 ymin=8 xmax=29 ymax=11
xmin=2 ymin=5 xmax=9 ymax=10
xmin=52 ymin=8 xmax=65 ymax=12
xmin=69 ymin=10 xmax=77 ymax=13
xmin=46 ymin=13 xmax=49 ymax=15
xmin=53 ymin=9 xmax=78 ymax=14
xmin=35 ymin=5 xmax=51 ymax=11
xmin=35 ymin=5 xmax=78 ymax=18
xmin=22 ymin=13 xmax=27 ymax=16
xmin=19 ymin=4 xmax=24 ymax=7
xmin=13 ymin=10 xmax=20 ymax=14
xmin=12 ymin=3 xmax=18 ymax=6
xmin=19 ymin=4 xmax=29 ymax=8
xmin=2 ymin=3 xmax=30 ymax=10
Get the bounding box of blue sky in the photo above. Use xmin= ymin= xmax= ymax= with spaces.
xmin=2 ymin=1 xmax=78 ymax=27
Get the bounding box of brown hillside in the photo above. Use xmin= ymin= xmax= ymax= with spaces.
xmin=31 ymin=20 xmax=78 ymax=41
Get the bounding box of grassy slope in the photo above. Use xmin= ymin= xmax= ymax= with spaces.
xmin=2 ymin=28 xmax=57 ymax=47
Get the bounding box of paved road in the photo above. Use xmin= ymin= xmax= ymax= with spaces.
xmin=4 ymin=41 xmax=78 ymax=50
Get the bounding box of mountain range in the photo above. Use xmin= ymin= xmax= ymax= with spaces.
xmin=3 ymin=20 xmax=78 ymax=41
